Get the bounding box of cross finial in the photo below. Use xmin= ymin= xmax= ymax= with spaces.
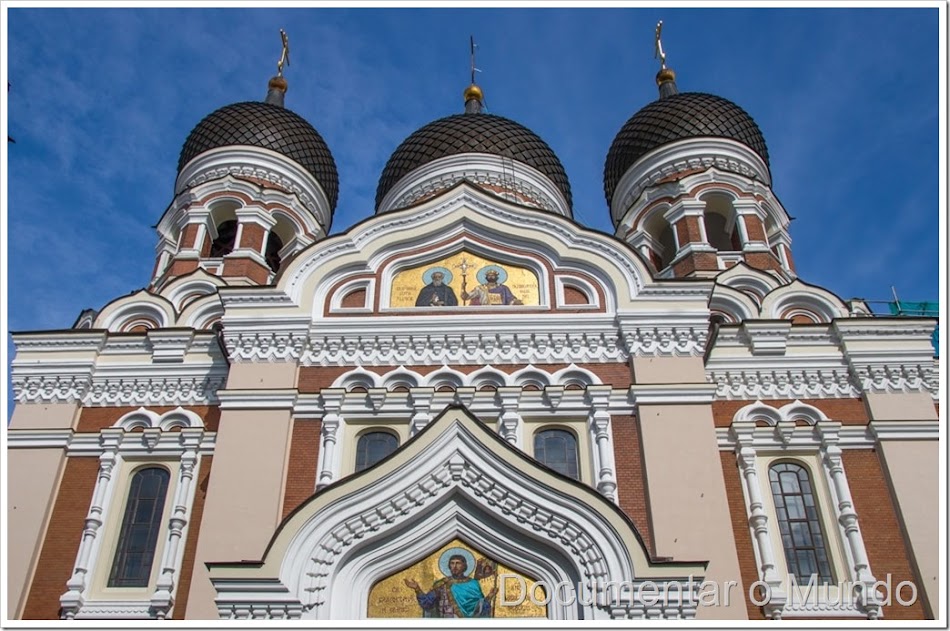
xmin=654 ymin=20 xmax=667 ymax=69
xmin=470 ymin=35 xmax=480 ymax=85
xmin=277 ymin=29 xmax=290 ymax=77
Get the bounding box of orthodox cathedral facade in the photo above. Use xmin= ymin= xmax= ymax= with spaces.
xmin=6 ymin=28 xmax=940 ymax=622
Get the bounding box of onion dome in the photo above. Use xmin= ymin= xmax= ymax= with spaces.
xmin=375 ymin=67 xmax=572 ymax=214
xmin=177 ymin=91 xmax=339 ymax=210
xmin=604 ymin=93 xmax=769 ymax=205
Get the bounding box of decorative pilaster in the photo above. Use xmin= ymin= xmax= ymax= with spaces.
xmin=818 ymin=425 xmax=882 ymax=619
xmin=409 ymin=388 xmax=434 ymax=436
xmin=150 ymin=428 xmax=203 ymax=618
xmin=60 ymin=429 xmax=123 ymax=618
xmin=732 ymin=423 xmax=785 ymax=618
xmin=316 ymin=390 xmax=344 ymax=488
xmin=496 ymin=387 xmax=522 ymax=447
xmin=586 ymin=385 xmax=617 ymax=502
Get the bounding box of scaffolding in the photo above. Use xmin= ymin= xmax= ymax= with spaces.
xmin=863 ymin=287 xmax=939 ymax=356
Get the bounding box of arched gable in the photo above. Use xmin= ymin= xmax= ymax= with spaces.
xmin=207 ymin=407 xmax=705 ymax=620
xmin=273 ymin=184 xmax=654 ymax=318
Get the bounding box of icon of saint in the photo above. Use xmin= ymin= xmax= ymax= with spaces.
xmin=462 ymin=266 xmax=523 ymax=305
xmin=403 ymin=549 xmax=497 ymax=617
xmin=415 ymin=269 xmax=458 ymax=307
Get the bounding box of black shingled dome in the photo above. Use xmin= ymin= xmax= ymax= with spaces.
xmin=376 ymin=113 xmax=572 ymax=210
xmin=178 ymin=101 xmax=339 ymax=210
xmin=604 ymin=92 xmax=769 ymax=207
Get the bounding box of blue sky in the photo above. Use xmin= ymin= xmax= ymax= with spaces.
xmin=3 ymin=5 xmax=943 ymax=410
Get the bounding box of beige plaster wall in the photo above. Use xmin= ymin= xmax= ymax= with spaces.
xmin=6 ymin=448 xmax=66 ymax=618
xmin=225 ymin=362 xmax=298 ymax=390
xmin=638 ymin=403 xmax=747 ymax=619
xmin=8 ymin=402 xmax=79 ymax=430
xmin=632 ymin=356 xmax=706 ymax=384
xmin=865 ymin=392 xmax=937 ymax=421
xmin=183 ymin=409 xmax=294 ymax=619
xmin=877 ymin=439 xmax=939 ymax=618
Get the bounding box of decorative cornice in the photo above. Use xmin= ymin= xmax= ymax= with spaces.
xmin=7 ymin=428 xmax=216 ymax=455
xmin=378 ymin=153 xmax=571 ymax=218
xmin=612 ymin=138 xmax=772 ymax=226
xmin=299 ymin=330 xmax=628 ymax=366
xmin=707 ymin=366 xmax=860 ymax=400
xmin=630 ymin=384 xmax=717 ymax=405
xmin=217 ymin=389 xmax=299 ymax=410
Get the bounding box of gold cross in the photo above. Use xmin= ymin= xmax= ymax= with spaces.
xmin=277 ymin=29 xmax=290 ymax=77
xmin=654 ymin=20 xmax=666 ymax=69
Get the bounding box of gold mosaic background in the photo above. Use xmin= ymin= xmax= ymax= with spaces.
xmin=389 ymin=252 xmax=540 ymax=308
xmin=367 ymin=539 xmax=547 ymax=618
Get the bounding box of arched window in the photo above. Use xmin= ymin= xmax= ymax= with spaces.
xmin=265 ymin=231 xmax=284 ymax=273
xmin=355 ymin=431 xmax=399 ymax=472
xmin=769 ymin=462 xmax=834 ymax=585
xmin=210 ymin=220 xmax=237 ymax=257
xmin=108 ymin=467 xmax=171 ymax=587
xmin=534 ymin=429 xmax=579 ymax=480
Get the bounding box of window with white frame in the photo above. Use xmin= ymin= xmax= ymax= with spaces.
xmin=730 ymin=401 xmax=883 ymax=619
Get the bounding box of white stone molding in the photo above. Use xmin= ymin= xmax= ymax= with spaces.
xmin=586 ymin=385 xmax=618 ymax=502
xmin=496 ymin=386 xmax=523 ymax=447
xmin=328 ymin=277 xmax=375 ymax=313
xmin=409 ymin=388 xmax=434 ymax=435
xmin=223 ymin=326 xmax=309 ymax=363
xmin=727 ymin=401 xmax=882 ymax=619
xmin=612 ymin=139 xmax=773 ymax=226
xmin=58 ymin=413 xmax=213 ymax=620
xmin=377 ymin=152 xmax=572 ymax=218
xmin=555 ymin=274 xmax=600 ymax=309
xmin=297 ymin=328 xmax=630 ymax=366
xmin=160 ymin=271 xmax=224 ymax=313
xmin=60 ymin=433 xmax=120 ymax=619
xmin=13 ymin=362 xmax=228 ymax=408
xmin=315 ymin=389 xmax=344 ymax=488
xmin=709 ymin=285 xmax=759 ymax=322
xmin=834 ymin=320 xmax=939 ymax=399
xmin=96 ymin=290 xmax=175 ymax=332
xmin=208 ymin=409 xmax=704 ymax=620
xmin=174 ymin=147 xmax=333 ymax=233
xmin=617 ymin=314 xmax=709 ymax=357
xmin=715 ymin=263 xmax=781 ymax=301
xmin=760 ymin=280 xmax=850 ymax=323
xmin=742 ymin=321 xmax=792 ymax=356
xmin=150 ymin=431 xmax=202 ymax=618
xmin=329 ymin=363 xmax=601 ymax=392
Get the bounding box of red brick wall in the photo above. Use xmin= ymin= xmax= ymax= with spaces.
xmin=180 ymin=223 xmax=202 ymax=250
xmin=281 ymin=420 xmax=322 ymax=521
xmin=21 ymin=457 xmax=100 ymax=620
xmin=611 ymin=415 xmax=653 ymax=555
xmin=712 ymin=399 xmax=868 ymax=428
xmin=743 ymin=216 xmax=767 ymax=242
xmin=719 ymin=451 xmax=768 ymax=619
xmin=172 ymin=454 xmax=213 ymax=620
xmin=222 ymin=257 xmax=270 ymax=284
xmin=744 ymin=252 xmax=783 ymax=272
xmin=562 ymin=286 xmax=589 ymax=305
xmin=341 ymin=288 xmax=367 ymax=309
xmin=842 ymin=450 xmax=928 ymax=620
xmin=238 ymin=223 xmax=266 ymax=251
xmin=77 ymin=406 xmax=220 ymax=433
